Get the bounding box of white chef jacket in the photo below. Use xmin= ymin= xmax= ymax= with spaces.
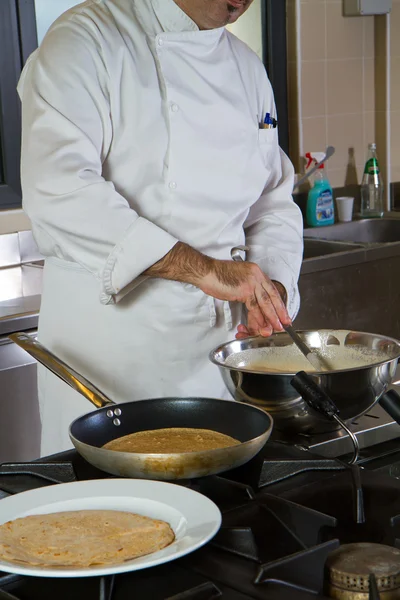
xmin=18 ymin=0 xmax=303 ymax=457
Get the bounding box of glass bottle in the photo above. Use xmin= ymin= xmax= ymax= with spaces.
xmin=360 ymin=143 xmax=384 ymax=218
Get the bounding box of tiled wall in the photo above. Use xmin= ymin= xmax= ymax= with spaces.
xmin=391 ymin=0 xmax=400 ymax=184
xmin=288 ymin=0 xmax=376 ymax=189
xmin=374 ymin=15 xmax=390 ymax=202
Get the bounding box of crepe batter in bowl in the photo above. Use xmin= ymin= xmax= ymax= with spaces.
xmin=224 ymin=343 xmax=388 ymax=373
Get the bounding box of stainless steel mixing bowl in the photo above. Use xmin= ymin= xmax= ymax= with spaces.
xmin=210 ymin=330 xmax=400 ymax=434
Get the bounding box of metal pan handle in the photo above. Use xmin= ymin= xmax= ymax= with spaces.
xmin=291 ymin=371 xmax=360 ymax=465
xmin=379 ymin=389 xmax=400 ymax=425
xmin=9 ymin=332 xmax=115 ymax=409
xmin=230 ymin=246 xmax=249 ymax=328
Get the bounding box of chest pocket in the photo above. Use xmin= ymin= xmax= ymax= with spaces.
xmin=258 ymin=128 xmax=278 ymax=166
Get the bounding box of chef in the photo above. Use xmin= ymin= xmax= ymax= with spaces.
xmin=18 ymin=0 xmax=303 ymax=456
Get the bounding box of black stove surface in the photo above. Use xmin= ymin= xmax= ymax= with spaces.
xmin=0 ymin=441 xmax=399 ymax=600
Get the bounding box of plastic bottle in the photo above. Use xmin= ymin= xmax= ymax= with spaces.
xmin=361 ymin=143 xmax=384 ymax=218
xmin=305 ymin=152 xmax=335 ymax=227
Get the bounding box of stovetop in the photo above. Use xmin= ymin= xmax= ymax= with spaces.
xmin=273 ymin=367 xmax=400 ymax=458
xmin=1 ymin=440 xmax=400 ymax=600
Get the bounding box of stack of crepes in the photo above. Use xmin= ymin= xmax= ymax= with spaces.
xmin=0 ymin=510 xmax=175 ymax=568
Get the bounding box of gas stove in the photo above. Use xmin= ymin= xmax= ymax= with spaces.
xmin=276 ymin=402 xmax=400 ymax=458
xmin=1 ymin=438 xmax=400 ymax=600
xmin=273 ymin=365 xmax=400 ymax=458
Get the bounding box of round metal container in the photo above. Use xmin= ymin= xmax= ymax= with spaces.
xmin=325 ymin=543 xmax=400 ymax=599
xmin=210 ymin=330 xmax=400 ymax=434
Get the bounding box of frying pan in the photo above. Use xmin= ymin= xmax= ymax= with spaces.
xmin=10 ymin=332 xmax=273 ymax=481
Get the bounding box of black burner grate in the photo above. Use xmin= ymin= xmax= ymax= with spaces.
xmin=279 ymin=468 xmax=400 ymax=547
xmin=167 ymin=582 xmax=222 ymax=600
xmin=0 ymin=588 xmax=20 ymax=600
xmin=0 ymin=573 xmax=117 ymax=600
xmin=99 ymin=576 xmax=115 ymax=600
xmin=223 ymin=443 xmax=345 ymax=490
xmin=255 ymin=540 xmax=339 ymax=594
xmin=211 ymin=495 xmax=337 ymax=564
xmin=0 ymin=447 xmax=399 ymax=600
xmin=0 ymin=462 xmax=76 ymax=496
xmin=189 ymin=476 xmax=255 ymax=512
xmin=0 ymin=566 xmax=254 ymax=600
xmin=369 ymin=574 xmax=381 ymax=600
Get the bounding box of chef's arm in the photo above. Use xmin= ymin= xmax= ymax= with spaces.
xmin=145 ymin=242 xmax=291 ymax=333
xmin=244 ymin=149 xmax=303 ymax=320
xmin=18 ymin=21 xmax=178 ymax=306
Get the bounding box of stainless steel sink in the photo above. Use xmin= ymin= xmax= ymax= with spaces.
xmin=304 ymin=218 xmax=400 ymax=244
xmin=303 ymin=239 xmax=364 ymax=259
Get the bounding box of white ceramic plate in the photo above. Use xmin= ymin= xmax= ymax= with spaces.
xmin=0 ymin=479 xmax=221 ymax=578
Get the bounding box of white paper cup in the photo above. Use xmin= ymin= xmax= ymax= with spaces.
xmin=336 ymin=196 xmax=354 ymax=222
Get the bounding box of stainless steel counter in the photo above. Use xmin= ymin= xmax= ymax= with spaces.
xmin=297 ymin=214 xmax=400 ymax=338
xmin=0 ymin=275 xmax=41 ymax=336
xmin=0 ymin=232 xmax=43 ymax=336
xmin=0 ymin=300 xmax=40 ymax=337
xmin=0 ymin=232 xmax=43 ymax=462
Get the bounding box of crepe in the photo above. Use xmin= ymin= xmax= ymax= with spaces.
xmin=102 ymin=427 xmax=241 ymax=453
xmin=0 ymin=510 xmax=175 ymax=568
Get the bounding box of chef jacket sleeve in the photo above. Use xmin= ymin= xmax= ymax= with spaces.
xmin=244 ymin=78 xmax=304 ymax=320
xmin=18 ymin=19 xmax=178 ymax=305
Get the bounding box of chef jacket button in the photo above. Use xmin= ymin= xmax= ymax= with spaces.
xmin=158 ymin=38 xmax=164 ymax=47
xmin=170 ymin=103 xmax=179 ymax=113
xmin=169 ymin=181 xmax=177 ymax=190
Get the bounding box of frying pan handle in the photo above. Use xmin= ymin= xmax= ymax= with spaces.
xmin=230 ymin=246 xmax=249 ymax=263
xmin=379 ymin=389 xmax=400 ymax=425
xmin=230 ymin=246 xmax=249 ymax=327
xmin=291 ymin=371 xmax=339 ymax=419
xmin=9 ymin=332 xmax=115 ymax=409
xmin=291 ymin=371 xmax=360 ymax=465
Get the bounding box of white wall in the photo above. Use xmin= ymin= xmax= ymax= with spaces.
xmin=34 ymin=0 xmax=81 ymax=44
xmin=227 ymin=0 xmax=263 ymax=60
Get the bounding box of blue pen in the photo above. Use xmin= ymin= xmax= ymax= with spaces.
xmin=264 ymin=112 xmax=271 ymax=125
xmin=263 ymin=112 xmax=277 ymax=129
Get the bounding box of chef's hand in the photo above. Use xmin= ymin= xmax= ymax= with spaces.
xmin=144 ymin=242 xmax=291 ymax=335
xmin=236 ymin=281 xmax=288 ymax=340
xmin=198 ymin=261 xmax=291 ymax=336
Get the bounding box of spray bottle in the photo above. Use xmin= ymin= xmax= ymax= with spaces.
xmin=305 ymin=152 xmax=335 ymax=227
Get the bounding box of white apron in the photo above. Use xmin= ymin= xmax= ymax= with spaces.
xmin=18 ymin=0 xmax=303 ymax=457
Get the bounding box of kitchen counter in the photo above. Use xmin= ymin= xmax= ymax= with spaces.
xmin=297 ymin=215 xmax=400 ymax=337
xmin=0 ymin=295 xmax=40 ymax=337
xmin=0 ymin=265 xmax=42 ymax=337
xmin=0 ymin=231 xmax=43 ymax=337
xmin=301 ymin=239 xmax=400 ymax=274
xmin=0 ymin=272 xmax=42 ymax=462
